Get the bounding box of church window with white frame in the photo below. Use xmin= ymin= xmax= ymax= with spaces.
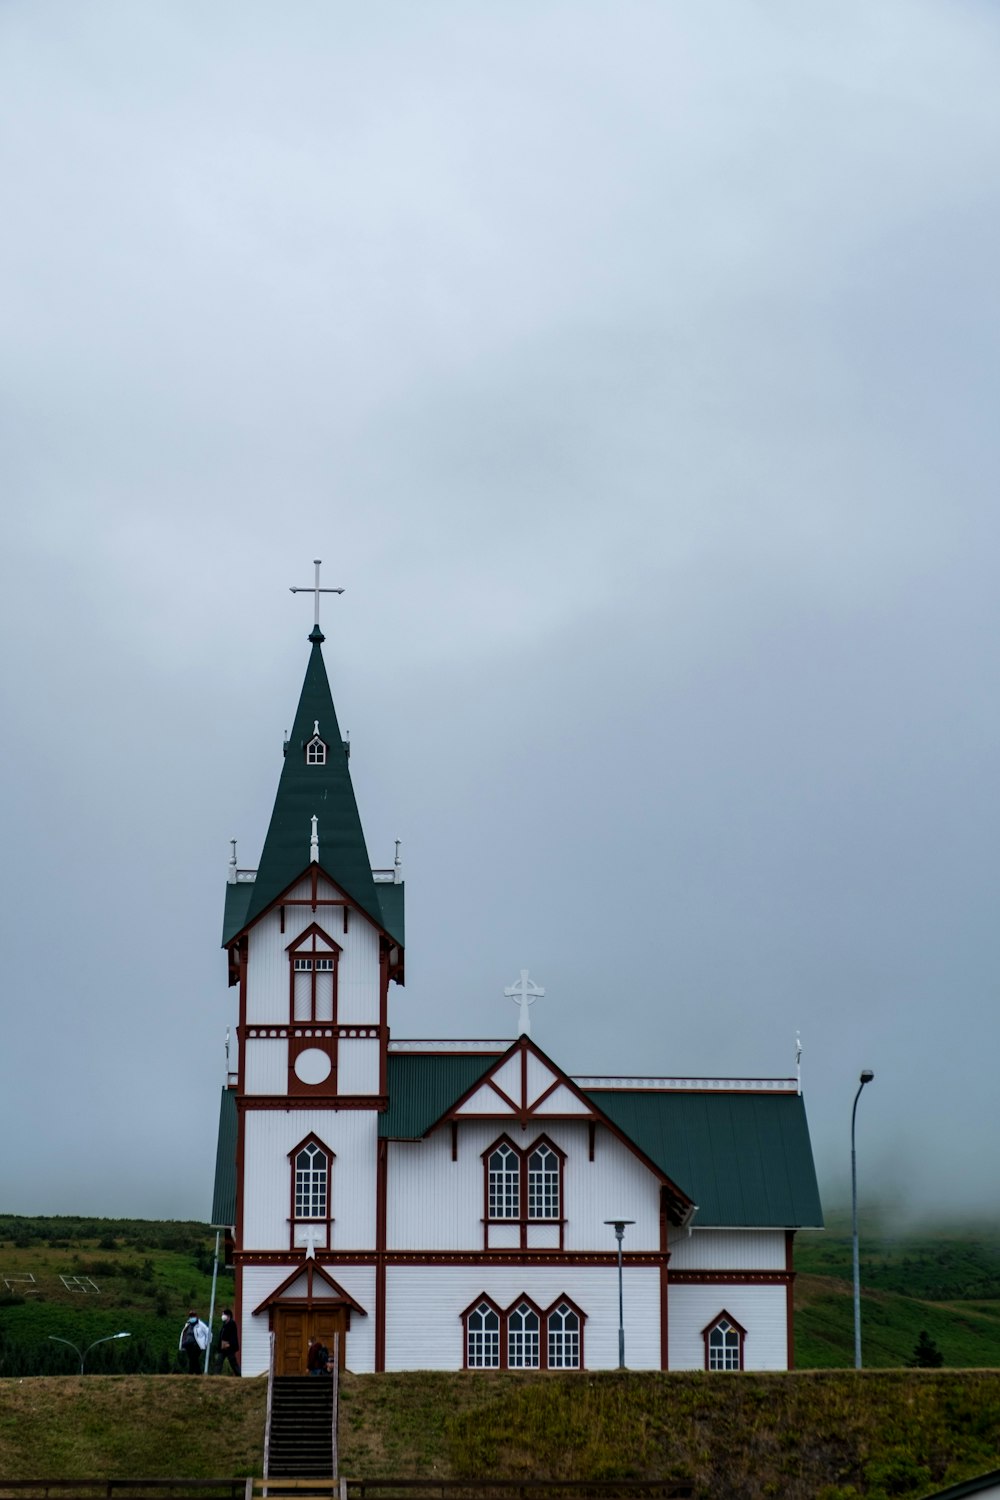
xmin=488 ymin=1142 xmax=520 ymax=1219
xmin=294 ymin=1141 xmax=328 ymax=1219
xmin=466 ymin=1301 xmax=500 ymax=1368
xmin=547 ymin=1302 xmax=581 ymax=1369
xmin=507 ymin=1302 xmax=540 ymax=1368
xmin=306 ymin=735 xmax=327 ymax=765
xmin=704 ymin=1313 xmax=745 ymax=1371
xmin=527 ymin=1142 xmax=560 ymax=1219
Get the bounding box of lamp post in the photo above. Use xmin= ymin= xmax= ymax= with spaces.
xmin=851 ymin=1069 xmax=875 ymax=1370
xmin=48 ymin=1332 xmax=131 ymax=1374
xmin=604 ymin=1219 xmax=634 ymax=1369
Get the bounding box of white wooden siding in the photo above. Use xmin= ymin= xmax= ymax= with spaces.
xmin=525 ymin=1051 xmax=557 ymax=1106
xmin=245 ymin=880 xmax=380 ymax=1028
xmin=456 ymin=1083 xmax=514 ymax=1116
xmin=338 ymin=1037 xmax=381 ymax=1095
xmin=242 ymin=1110 xmax=378 ymax=1251
xmin=667 ymin=1229 xmax=786 ymax=1270
xmin=491 ymin=1053 xmax=522 ymax=1101
xmin=241 ymin=1263 xmax=376 ymax=1376
xmin=244 ymin=1037 xmax=289 ymax=1095
xmin=667 ymin=1284 xmax=788 ymax=1370
xmin=384 ymin=1264 xmax=662 ymax=1371
xmin=386 ymin=1121 xmax=660 ymax=1252
xmin=533 ymin=1083 xmax=590 ymax=1115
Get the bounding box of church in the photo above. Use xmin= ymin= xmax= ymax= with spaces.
xmin=211 ymin=582 xmax=822 ymax=1376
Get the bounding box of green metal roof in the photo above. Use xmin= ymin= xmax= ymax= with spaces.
xmin=379 ymin=1051 xmax=822 ymax=1230
xmin=211 ymin=1086 xmax=238 ymax=1228
xmin=231 ymin=630 xmax=403 ymax=947
xmin=376 ymin=881 xmax=405 ymax=949
xmin=380 ymin=1051 xmax=503 ymax=1138
xmin=587 ymin=1089 xmax=823 ymax=1229
xmin=221 ymin=880 xmax=254 ymax=947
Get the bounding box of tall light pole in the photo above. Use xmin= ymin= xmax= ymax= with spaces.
xmin=604 ymin=1219 xmax=634 ymax=1369
xmin=48 ymin=1332 xmax=131 ymax=1374
xmin=851 ymin=1069 xmax=875 ymax=1370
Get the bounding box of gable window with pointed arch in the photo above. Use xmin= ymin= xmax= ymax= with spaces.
xmin=288 ymin=1133 xmax=335 ymax=1253
xmin=483 ymin=1134 xmax=565 ymax=1241
xmin=287 ymin=925 xmax=341 ymax=1023
xmin=703 ymin=1311 xmax=746 ymax=1371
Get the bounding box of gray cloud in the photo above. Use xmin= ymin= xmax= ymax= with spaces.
xmin=1 ymin=0 xmax=998 ymax=1220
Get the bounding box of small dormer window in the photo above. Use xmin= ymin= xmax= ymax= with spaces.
xmin=306 ymin=736 xmax=327 ymax=765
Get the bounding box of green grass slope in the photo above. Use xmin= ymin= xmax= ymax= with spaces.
xmin=3 ymin=1370 xmax=1000 ymax=1500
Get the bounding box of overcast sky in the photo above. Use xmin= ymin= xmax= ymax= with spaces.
xmin=2 ymin=1 xmax=999 ymax=1227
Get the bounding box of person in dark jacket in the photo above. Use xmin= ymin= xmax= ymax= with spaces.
xmin=214 ymin=1308 xmax=241 ymax=1376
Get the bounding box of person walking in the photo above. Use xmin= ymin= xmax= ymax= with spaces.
xmin=178 ymin=1311 xmax=211 ymax=1374
xmin=214 ymin=1308 xmax=241 ymax=1376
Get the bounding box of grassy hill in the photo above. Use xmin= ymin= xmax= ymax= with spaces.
xmin=3 ymin=1369 xmax=1000 ymax=1499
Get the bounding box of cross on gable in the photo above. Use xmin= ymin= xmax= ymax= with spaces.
xmin=290 ymin=559 xmax=345 ymax=635
xmin=296 ymin=1225 xmax=325 ymax=1260
xmin=505 ymin=969 xmax=545 ymax=1037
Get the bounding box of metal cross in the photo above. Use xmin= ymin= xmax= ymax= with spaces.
xmin=290 ymin=559 xmax=344 ymax=628
xmin=505 ymin=969 xmax=545 ymax=1037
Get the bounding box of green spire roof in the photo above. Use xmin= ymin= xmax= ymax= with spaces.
xmin=239 ymin=629 xmax=401 ymax=942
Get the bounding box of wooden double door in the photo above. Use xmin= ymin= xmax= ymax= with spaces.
xmin=273 ymin=1304 xmax=349 ymax=1375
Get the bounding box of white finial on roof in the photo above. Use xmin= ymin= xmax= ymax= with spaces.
xmin=394 ymin=839 xmax=402 ymax=885
xmin=505 ymin=969 xmax=545 ymax=1037
xmin=310 ymin=816 xmax=319 ymax=863
xmin=313 ymin=720 xmax=320 ymax=737
xmin=796 ymin=1031 xmax=803 ymax=1095
xmin=228 ymin=840 xmax=237 ymax=885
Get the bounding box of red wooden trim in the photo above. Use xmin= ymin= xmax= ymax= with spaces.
xmin=521 ymin=1041 xmax=528 ymax=1120
xmin=785 ymin=1229 xmax=794 ymax=1272
xmin=378 ymin=942 xmax=389 ymax=1100
xmin=279 ymin=905 xmax=285 ymax=934
xmin=487 ymin=1080 xmax=521 ymax=1113
xmin=375 ymin=1139 xmax=387 ymax=1372
xmin=226 ymin=865 xmax=404 ymax=951
xmin=252 ymin=1262 xmax=367 ymax=1316
xmin=668 ymin=1271 xmax=792 ymax=1285
xmin=237 ymin=1095 xmax=386 ymax=1111
xmin=234 ymin=1249 xmax=670 ymax=1268
xmin=286 ymin=923 xmax=344 ymax=955
xmin=588 ymin=1121 xmax=596 ymax=1162
xmin=451 ymin=1122 xmax=458 ymax=1162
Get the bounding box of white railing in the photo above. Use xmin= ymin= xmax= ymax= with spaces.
xmin=262 ymin=1330 xmax=275 ymax=1479
xmin=388 ymin=1039 xmax=510 ymax=1053
xmin=574 ymin=1075 xmax=799 ymax=1092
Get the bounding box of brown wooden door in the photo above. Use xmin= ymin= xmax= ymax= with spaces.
xmin=273 ymin=1305 xmax=349 ymax=1374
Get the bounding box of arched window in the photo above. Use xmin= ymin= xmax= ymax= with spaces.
xmin=527 ymin=1143 xmax=560 ymax=1219
xmin=547 ymin=1302 xmax=581 ymax=1369
xmin=507 ymin=1301 xmax=540 ymax=1368
xmin=306 ymin=736 xmax=327 ymax=765
xmin=488 ymin=1143 xmax=520 ymax=1219
xmin=294 ymin=1142 xmax=328 ymax=1219
xmin=704 ymin=1312 xmax=745 ymax=1371
xmin=466 ymin=1301 xmax=500 ymax=1368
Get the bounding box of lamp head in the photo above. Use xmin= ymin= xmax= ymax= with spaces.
xmin=860 ymin=1069 xmax=874 ymax=1085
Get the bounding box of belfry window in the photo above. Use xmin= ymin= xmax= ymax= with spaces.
xmin=306 ymin=735 xmax=327 ymax=765
xmin=287 ymin=926 xmax=341 ymax=1023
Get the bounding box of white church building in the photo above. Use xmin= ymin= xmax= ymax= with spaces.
xmin=212 ymin=597 xmax=822 ymax=1376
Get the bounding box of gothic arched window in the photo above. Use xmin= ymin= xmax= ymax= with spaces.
xmin=703 ymin=1312 xmax=746 ymax=1371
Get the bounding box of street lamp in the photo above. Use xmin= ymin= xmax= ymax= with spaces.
xmin=48 ymin=1332 xmax=131 ymax=1374
xmin=851 ymin=1069 xmax=875 ymax=1370
xmin=604 ymin=1219 xmax=635 ymax=1369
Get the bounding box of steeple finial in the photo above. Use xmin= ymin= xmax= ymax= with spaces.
xmin=505 ymin=969 xmax=545 ymax=1037
xmin=289 ymin=559 xmax=344 ymax=643
xmin=228 ymin=840 xmax=238 ymax=885
xmin=310 ymin=815 xmax=319 ymax=863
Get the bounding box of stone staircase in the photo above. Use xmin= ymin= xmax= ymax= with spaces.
xmin=267 ymin=1374 xmax=335 ymax=1478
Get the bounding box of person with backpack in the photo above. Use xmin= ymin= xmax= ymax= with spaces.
xmin=178 ymin=1311 xmax=211 ymax=1374
xmin=306 ymin=1336 xmax=329 ymax=1374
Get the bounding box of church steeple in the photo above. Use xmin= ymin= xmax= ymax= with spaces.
xmin=241 ymin=629 xmax=394 ymax=939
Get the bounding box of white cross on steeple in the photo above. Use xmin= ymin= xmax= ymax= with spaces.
xmin=290 ymin=559 xmax=344 ymax=630
xmin=505 ymin=969 xmax=545 ymax=1037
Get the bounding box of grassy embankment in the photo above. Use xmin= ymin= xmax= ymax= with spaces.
xmin=3 ymin=1370 xmax=1000 ymax=1500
